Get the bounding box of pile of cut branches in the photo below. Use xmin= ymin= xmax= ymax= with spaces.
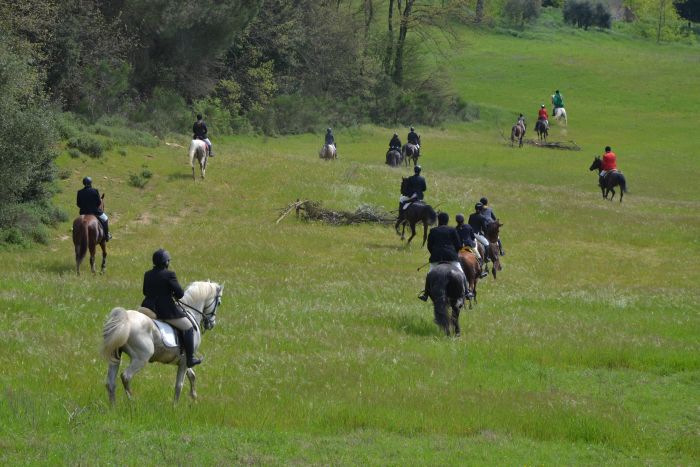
xmin=276 ymin=200 xmax=394 ymax=225
xmin=524 ymin=139 xmax=581 ymax=150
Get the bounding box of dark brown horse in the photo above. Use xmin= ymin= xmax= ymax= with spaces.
xmin=402 ymin=143 xmax=420 ymax=167
xmin=385 ymin=149 xmax=402 ymax=167
xmin=395 ymin=201 xmax=437 ymax=246
xmin=484 ymin=221 xmax=503 ymax=279
xmin=458 ymin=248 xmax=480 ymax=309
xmin=535 ymin=118 xmax=548 ymax=142
xmin=589 ymin=156 xmax=627 ymax=202
xmin=425 ymin=263 xmax=466 ymax=336
xmin=72 ymin=195 xmax=107 ymax=275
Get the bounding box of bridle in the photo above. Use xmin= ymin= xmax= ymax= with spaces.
xmin=177 ymin=286 xmax=222 ymax=331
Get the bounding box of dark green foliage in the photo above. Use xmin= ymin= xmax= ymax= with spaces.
xmin=0 ymin=31 xmax=59 ymax=245
xmin=564 ymin=0 xmax=612 ymax=29
xmin=674 ymin=0 xmax=700 ymax=22
xmin=502 ymin=0 xmax=543 ymax=27
xmin=128 ymin=174 xmax=148 ymax=189
xmin=67 ymin=148 xmax=81 ymax=159
xmin=67 ymin=135 xmax=104 ymax=158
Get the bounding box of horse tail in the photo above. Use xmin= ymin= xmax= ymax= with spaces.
xmin=73 ymin=217 xmax=88 ymax=265
xmin=619 ymin=175 xmax=628 ymax=193
xmin=101 ymin=307 xmax=130 ymax=363
xmin=188 ymin=140 xmax=197 ymax=167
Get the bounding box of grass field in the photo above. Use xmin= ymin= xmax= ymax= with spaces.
xmin=1 ymin=16 xmax=699 ymax=465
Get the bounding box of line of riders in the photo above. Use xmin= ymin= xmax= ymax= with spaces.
xmin=322 ymin=126 xmax=422 ymax=160
xmin=515 ymin=89 xmax=565 ymax=133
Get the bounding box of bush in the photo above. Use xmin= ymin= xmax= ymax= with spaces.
xmin=67 ymin=135 xmax=105 ymax=158
xmin=563 ymin=0 xmax=611 ymax=29
xmin=129 ymin=87 xmax=191 ymax=137
xmin=128 ymin=174 xmax=148 ymax=188
xmin=502 ymin=0 xmax=542 ymax=27
xmin=67 ymin=148 xmax=81 ymax=159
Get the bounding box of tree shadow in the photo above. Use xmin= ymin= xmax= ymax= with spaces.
xmin=167 ymin=172 xmax=194 ymax=182
xmin=364 ymin=242 xmax=407 ymax=252
xmin=42 ymin=259 xmax=78 ymax=276
xmin=390 ymin=314 xmax=439 ymax=337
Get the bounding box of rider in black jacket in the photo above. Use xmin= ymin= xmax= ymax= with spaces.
xmin=142 ymin=249 xmax=202 ymax=368
xmin=76 ymin=176 xmax=110 ymax=241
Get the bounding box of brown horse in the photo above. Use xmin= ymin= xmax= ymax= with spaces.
xmin=394 ymin=201 xmax=437 ymax=246
xmin=511 ymin=121 xmax=525 ymax=147
xmin=72 ymin=195 xmax=107 ymax=275
xmin=402 ymin=143 xmax=420 ymax=167
xmin=484 ymin=221 xmax=503 ymax=279
xmin=458 ymin=248 xmax=480 ymax=309
xmin=386 ymin=149 xmax=402 ymax=167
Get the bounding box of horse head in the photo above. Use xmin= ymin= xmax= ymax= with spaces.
xmin=589 ymin=156 xmax=601 ymax=172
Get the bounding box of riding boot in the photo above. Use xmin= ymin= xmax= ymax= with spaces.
xmin=498 ymin=239 xmax=505 ymax=256
xmin=102 ymin=219 xmax=112 ymax=241
xmin=418 ymin=277 xmax=430 ymax=301
xmin=182 ymin=328 xmax=202 ymax=368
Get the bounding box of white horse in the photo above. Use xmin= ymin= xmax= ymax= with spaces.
xmin=188 ymin=139 xmax=209 ymax=179
xmin=553 ymin=107 xmax=568 ymax=125
xmin=319 ymin=143 xmax=337 ymax=160
xmin=101 ymin=281 xmax=223 ymax=403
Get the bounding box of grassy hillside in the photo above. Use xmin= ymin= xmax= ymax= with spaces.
xmin=1 ymin=19 xmax=699 ymax=464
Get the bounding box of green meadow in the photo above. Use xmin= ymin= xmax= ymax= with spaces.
xmin=1 ymin=20 xmax=699 ymax=465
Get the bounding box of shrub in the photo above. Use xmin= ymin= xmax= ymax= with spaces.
xmin=564 ymin=0 xmax=611 ymax=29
xmin=67 ymin=148 xmax=81 ymax=159
xmin=67 ymin=135 xmax=104 ymax=158
xmin=141 ymin=169 xmax=153 ymax=179
xmin=57 ymin=169 xmax=72 ymax=180
xmin=128 ymin=174 xmax=148 ymax=188
xmin=502 ymin=0 xmax=542 ymax=27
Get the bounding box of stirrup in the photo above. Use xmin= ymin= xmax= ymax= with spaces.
xmin=187 ymin=356 xmax=203 ymax=368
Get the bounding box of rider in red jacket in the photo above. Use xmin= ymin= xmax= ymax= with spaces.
xmin=599 ymin=146 xmax=618 ymax=186
xmin=538 ymin=104 xmax=549 ymax=127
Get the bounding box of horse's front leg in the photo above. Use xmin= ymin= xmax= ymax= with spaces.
xmin=609 ymin=188 xmax=615 ymax=201
xmin=406 ymin=222 xmax=417 ymax=245
xmin=174 ymin=361 xmax=188 ymax=403
xmin=186 ymin=368 xmax=197 ymax=400
xmin=421 ymin=222 xmax=428 ymax=247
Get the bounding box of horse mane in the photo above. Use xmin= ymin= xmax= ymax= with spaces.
xmin=182 ymin=281 xmax=218 ymax=304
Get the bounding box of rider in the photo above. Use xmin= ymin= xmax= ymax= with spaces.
xmin=325 ymin=128 xmax=336 ymax=148
xmin=517 ymin=113 xmax=526 ymax=129
xmin=407 ymin=126 xmax=421 ymax=147
xmin=468 ymin=203 xmax=491 ymax=271
xmin=77 ymin=176 xmax=111 ymax=241
xmin=479 ymin=197 xmax=505 ymax=256
xmin=455 ymin=213 xmax=489 ymax=279
xmin=193 ymin=113 xmax=214 ymax=157
xmin=538 ymin=104 xmax=549 ymax=128
xmin=600 ymin=146 xmax=617 ymax=187
xmin=418 ymin=212 xmax=465 ymax=301
xmin=400 ymin=165 xmax=427 ymax=210
xmin=389 ymin=132 xmax=402 ymax=151
xmin=552 ymin=90 xmax=564 ymax=115
xmin=142 ymin=249 xmax=202 ymax=368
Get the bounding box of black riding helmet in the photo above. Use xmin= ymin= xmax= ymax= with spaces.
xmin=456 ymin=213 xmax=465 ymax=223
xmin=480 ymin=197 xmax=488 ymax=205
xmin=83 ymin=176 xmax=92 ymax=186
xmin=152 ymin=249 xmax=171 ymax=268
xmin=437 ymin=212 xmax=449 ymax=225
xmin=414 ymin=165 xmax=422 ymax=174
xmin=475 ymin=202 xmax=483 ymax=211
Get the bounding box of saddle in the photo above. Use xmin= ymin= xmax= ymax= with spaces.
xmin=137 ymin=306 xmax=198 ymax=349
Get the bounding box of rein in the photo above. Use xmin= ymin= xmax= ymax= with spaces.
xmin=177 ymin=290 xmax=221 ymax=320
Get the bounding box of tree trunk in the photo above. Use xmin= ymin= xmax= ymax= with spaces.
xmin=392 ymin=0 xmax=414 ymax=85
xmin=384 ymin=0 xmax=395 ymax=74
xmin=475 ymin=0 xmax=484 ymax=23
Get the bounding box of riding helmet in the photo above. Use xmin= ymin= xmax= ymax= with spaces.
xmin=327 ymin=128 xmax=332 ymax=132
xmin=82 ymin=176 xmax=92 ymax=186
xmin=456 ymin=214 xmax=465 ymax=223
xmin=152 ymin=249 xmax=171 ymax=268
xmin=541 ymin=104 xmax=545 ymax=108
xmin=414 ymin=165 xmax=422 ymax=174
xmin=438 ymin=212 xmax=449 ymax=225
xmin=480 ymin=197 xmax=488 ymax=205
xmin=410 ymin=126 xmax=415 ymax=131
xmin=475 ymin=202 xmax=483 ymax=211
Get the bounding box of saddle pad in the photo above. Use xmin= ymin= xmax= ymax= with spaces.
xmin=153 ymin=320 xmax=180 ymax=348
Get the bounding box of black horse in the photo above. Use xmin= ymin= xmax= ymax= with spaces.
xmin=589 ymin=156 xmax=627 ymax=202
xmin=395 ymin=194 xmax=436 ymax=247
xmin=535 ymin=118 xmax=548 ymax=142
xmin=425 ymin=263 xmax=467 ymax=336
xmin=386 ymin=149 xmax=402 ymax=167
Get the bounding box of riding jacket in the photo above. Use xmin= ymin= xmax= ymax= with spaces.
xmin=76 ymin=187 xmax=103 ymax=215
xmin=468 ymin=212 xmax=491 ymax=235
xmin=325 ymin=133 xmax=335 ymax=146
xmin=481 ymin=206 xmax=497 ymax=222
xmin=552 ymin=93 xmax=564 ymax=108
xmin=407 ymin=131 xmax=420 ymax=145
xmin=193 ymin=119 xmax=208 ymax=139
xmin=142 ymin=267 xmax=186 ymax=320
xmin=601 ymin=151 xmax=617 ymax=171
xmin=389 ymin=135 xmax=402 ymax=150
xmin=427 ymin=225 xmax=462 ymax=263
xmin=538 ymin=108 xmax=548 ymax=120
xmin=456 ymin=223 xmax=477 ymax=248
xmin=404 ymin=174 xmax=426 ymax=200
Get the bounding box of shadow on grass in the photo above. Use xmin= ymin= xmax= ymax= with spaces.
xmin=364 ymin=242 xmax=408 ymax=252
xmin=167 ymin=172 xmax=194 ymax=182
xmin=391 ymin=314 xmax=439 ymax=337
xmin=42 ymin=259 xmax=78 ymax=275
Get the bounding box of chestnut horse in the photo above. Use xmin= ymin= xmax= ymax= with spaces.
xmin=72 ymin=194 xmax=107 ymax=275
xmin=484 ymin=221 xmax=503 ymax=279
xmin=511 ymin=121 xmax=525 ymax=147
xmin=458 ymin=248 xmax=480 ymax=309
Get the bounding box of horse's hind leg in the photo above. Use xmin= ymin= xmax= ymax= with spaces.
xmin=99 ymin=242 xmax=107 ymax=274
xmin=421 ymin=222 xmax=429 ymax=247
xmin=451 ymin=302 xmax=461 ymax=337
xmin=186 ymin=368 xmax=197 ymax=400
xmin=89 ymin=244 xmax=97 ymax=274
xmin=406 ymin=223 xmax=417 ymax=245
xmin=174 ymin=362 xmax=188 ymax=403
xmin=106 ymin=360 xmax=120 ymax=404
xmin=120 ymin=351 xmax=151 ymax=400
